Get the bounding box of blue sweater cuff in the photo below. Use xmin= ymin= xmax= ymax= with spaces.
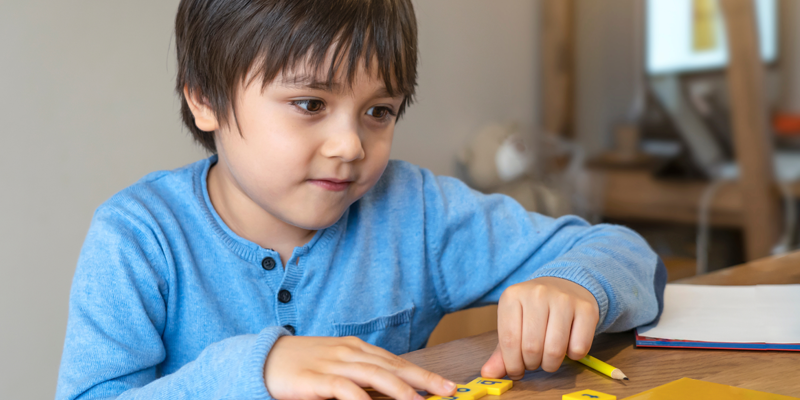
xmin=528 ymin=267 xmax=610 ymax=330
xmin=242 ymin=326 xmax=292 ymax=400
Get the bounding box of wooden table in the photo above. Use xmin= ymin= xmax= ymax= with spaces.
xmin=400 ymin=251 xmax=800 ymax=399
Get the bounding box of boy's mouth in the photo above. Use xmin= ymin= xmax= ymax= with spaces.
xmin=308 ymin=178 xmax=353 ymax=192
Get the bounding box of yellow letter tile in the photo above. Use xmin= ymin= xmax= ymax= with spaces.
xmin=562 ymin=389 xmax=617 ymax=400
xmin=467 ymin=377 xmax=513 ymax=395
xmin=455 ymin=384 xmax=487 ymax=399
xmin=428 ymin=395 xmax=474 ymax=400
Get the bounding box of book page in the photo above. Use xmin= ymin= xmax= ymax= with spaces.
xmin=637 ymin=284 xmax=800 ymax=344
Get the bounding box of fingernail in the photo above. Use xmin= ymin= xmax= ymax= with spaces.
xmin=415 ymin=395 xmax=425 ymax=400
xmin=444 ymin=380 xmax=456 ymax=391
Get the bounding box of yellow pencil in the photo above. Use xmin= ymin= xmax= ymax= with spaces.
xmin=576 ymin=355 xmax=628 ymax=380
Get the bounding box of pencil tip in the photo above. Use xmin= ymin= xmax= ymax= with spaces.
xmin=623 ymin=377 xmax=629 ymax=381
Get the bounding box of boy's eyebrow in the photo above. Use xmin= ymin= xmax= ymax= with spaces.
xmin=372 ymin=87 xmax=396 ymax=99
xmin=276 ymin=74 xmax=400 ymax=99
xmin=277 ymin=74 xmax=342 ymax=92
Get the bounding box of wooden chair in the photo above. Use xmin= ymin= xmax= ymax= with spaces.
xmin=720 ymin=0 xmax=783 ymax=260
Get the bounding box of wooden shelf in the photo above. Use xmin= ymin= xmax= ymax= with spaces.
xmin=595 ymin=168 xmax=800 ymax=228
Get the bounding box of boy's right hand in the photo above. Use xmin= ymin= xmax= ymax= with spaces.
xmin=264 ymin=336 xmax=457 ymax=400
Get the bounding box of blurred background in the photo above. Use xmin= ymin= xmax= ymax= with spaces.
xmin=2 ymin=0 xmax=800 ymax=398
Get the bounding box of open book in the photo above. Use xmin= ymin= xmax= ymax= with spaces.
xmin=635 ymin=284 xmax=800 ymax=351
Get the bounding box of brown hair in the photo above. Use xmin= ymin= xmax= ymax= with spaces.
xmin=175 ymin=0 xmax=419 ymax=153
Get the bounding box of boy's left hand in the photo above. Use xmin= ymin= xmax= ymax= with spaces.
xmin=480 ymin=277 xmax=600 ymax=380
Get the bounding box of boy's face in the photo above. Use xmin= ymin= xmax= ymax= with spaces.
xmin=190 ymin=60 xmax=404 ymax=231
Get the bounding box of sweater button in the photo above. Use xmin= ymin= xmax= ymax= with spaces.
xmin=261 ymin=257 xmax=276 ymax=271
xmin=278 ymin=289 xmax=292 ymax=303
xmin=283 ymin=325 xmax=296 ymax=335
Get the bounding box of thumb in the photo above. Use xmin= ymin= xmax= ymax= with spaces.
xmin=480 ymin=343 xmax=507 ymax=379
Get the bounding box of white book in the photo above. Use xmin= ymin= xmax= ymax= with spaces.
xmin=637 ymin=284 xmax=800 ymax=344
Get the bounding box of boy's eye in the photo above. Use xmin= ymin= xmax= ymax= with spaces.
xmin=366 ymin=106 xmax=395 ymax=120
xmin=293 ymin=99 xmax=325 ymax=113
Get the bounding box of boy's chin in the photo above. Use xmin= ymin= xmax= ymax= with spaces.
xmin=286 ymin=209 xmax=347 ymax=231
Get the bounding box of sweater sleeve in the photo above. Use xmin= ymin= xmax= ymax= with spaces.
xmin=420 ymin=170 xmax=666 ymax=333
xmin=55 ymin=206 xmax=289 ymax=400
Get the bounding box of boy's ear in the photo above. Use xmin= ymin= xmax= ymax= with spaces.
xmin=183 ymin=85 xmax=220 ymax=132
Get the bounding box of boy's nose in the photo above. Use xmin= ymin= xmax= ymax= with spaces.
xmin=320 ymin=124 xmax=365 ymax=163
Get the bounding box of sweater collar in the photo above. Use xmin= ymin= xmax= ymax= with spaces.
xmin=193 ymin=155 xmax=339 ymax=264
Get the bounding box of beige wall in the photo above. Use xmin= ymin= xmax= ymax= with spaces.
xmin=573 ymin=0 xmax=645 ymax=155
xmin=0 ymin=1 xmax=205 ymax=398
xmin=0 ymin=1 xmax=541 ymax=398
xmin=393 ymin=1 xmax=541 ymax=176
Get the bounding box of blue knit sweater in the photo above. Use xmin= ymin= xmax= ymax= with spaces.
xmin=56 ymin=156 xmax=666 ymax=400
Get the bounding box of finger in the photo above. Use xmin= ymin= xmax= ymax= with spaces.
xmin=480 ymin=343 xmax=507 ymax=379
xmin=540 ymin=301 xmax=573 ymax=373
xmin=316 ymin=374 xmax=372 ymax=400
xmin=566 ymin=302 xmax=599 ymax=360
xmin=328 ymin=362 xmax=422 ymax=400
xmin=353 ymin=340 xmax=457 ymax=396
xmin=498 ymin=293 xmax=524 ymax=380
xmin=520 ymin=301 xmax=548 ymax=371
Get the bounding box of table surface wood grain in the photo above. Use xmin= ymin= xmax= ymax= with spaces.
xmin=398 ymin=251 xmax=800 ymax=399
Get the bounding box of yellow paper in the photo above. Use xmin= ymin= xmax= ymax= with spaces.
xmin=622 ymin=378 xmax=798 ymax=400
xmin=692 ymin=0 xmax=719 ymax=52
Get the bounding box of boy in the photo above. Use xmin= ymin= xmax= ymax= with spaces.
xmin=56 ymin=0 xmax=666 ymax=399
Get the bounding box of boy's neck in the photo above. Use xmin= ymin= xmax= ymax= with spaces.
xmin=207 ymin=162 xmax=316 ymax=266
